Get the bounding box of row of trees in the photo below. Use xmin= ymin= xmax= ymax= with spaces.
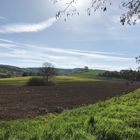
xmin=100 ymin=70 xmax=140 ymax=81
xmin=100 ymin=56 xmax=140 ymax=81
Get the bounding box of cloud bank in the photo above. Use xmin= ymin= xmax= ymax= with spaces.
xmin=0 ymin=38 xmax=135 ymax=70
xmin=0 ymin=17 xmax=56 ymax=33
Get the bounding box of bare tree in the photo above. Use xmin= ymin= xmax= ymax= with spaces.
xmin=136 ymin=55 xmax=140 ymax=64
xmin=52 ymin=0 xmax=140 ymax=25
xmin=120 ymin=0 xmax=140 ymax=25
xmin=40 ymin=62 xmax=56 ymax=83
xmin=136 ymin=55 xmax=140 ymax=71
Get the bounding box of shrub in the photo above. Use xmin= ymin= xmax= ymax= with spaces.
xmin=27 ymin=77 xmax=54 ymax=86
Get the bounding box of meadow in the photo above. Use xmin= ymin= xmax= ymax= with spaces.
xmin=0 ymin=71 xmax=140 ymax=140
xmin=0 ymin=88 xmax=140 ymax=140
xmin=71 ymin=69 xmax=106 ymax=78
xmin=0 ymin=74 xmax=102 ymax=86
xmin=0 ymin=76 xmax=31 ymax=86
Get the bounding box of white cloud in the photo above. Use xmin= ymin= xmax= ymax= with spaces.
xmin=10 ymin=49 xmax=30 ymax=56
xmin=0 ymin=16 xmax=7 ymax=20
xmin=0 ymin=17 xmax=57 ymax=34
xmin=0 ymin=43 xmax=16 ymax=49
xmin=0 ymin=38 xmax=135 ymax=70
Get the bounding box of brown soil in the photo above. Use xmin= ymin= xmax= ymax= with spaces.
xmin=0 ymin=80 xmax=140 ymax=120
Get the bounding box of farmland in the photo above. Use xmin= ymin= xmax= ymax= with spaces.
xmin=0 ymin=76 xmax=31 ymax=86
xmin=0 ymin=88 xmax=140 ymax=139
xmin=0 ymin=0 xmax=140 ymax=138
xmin=0 ymin=71 xmax=140 ymax=139
xmin=0 ymin=75 xmax=140 ymax=120
xmin=0 ymin=75 xmax=100 ymax=86
xmin=71 ymin=69 xmax=107 ymax=78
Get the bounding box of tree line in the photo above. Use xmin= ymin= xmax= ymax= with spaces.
xmin=100 ymin=70 xmax=140 ymax=81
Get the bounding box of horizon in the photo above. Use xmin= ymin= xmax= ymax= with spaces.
xmin=0 ymin=0 xmax=140 ymax=70
xmin=0 ymin=63 xmax=134 ymax=72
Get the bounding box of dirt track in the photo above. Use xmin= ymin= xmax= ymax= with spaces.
xmin=0 ymin=80 xmax=140 ymax=120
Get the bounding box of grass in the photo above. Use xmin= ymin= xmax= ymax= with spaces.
xmin=0 ymin=88 xmax=140 ymax=140
xmin=72 ymin=70 xmax=106 ymax=78
xmin=0 ymin=76 xmax=31 ymax=86
xmin=0 ymin=70 xmax=106 ymax=86
xmin=0 ymin=75 xmax=101 ymax=86
xmin=54 ymin=76 xmax=101 ymax=83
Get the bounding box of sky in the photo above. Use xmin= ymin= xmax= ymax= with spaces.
xmin=0 ymin=0 xmax=140 ymax=70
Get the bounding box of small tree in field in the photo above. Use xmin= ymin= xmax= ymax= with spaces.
xmin=40 ymin=62 xmax=56 ymax=83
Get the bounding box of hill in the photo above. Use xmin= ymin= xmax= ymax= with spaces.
xmin=0 ymin=65 xmax=74 ymax=77
xmin=0 ymin=64 xmax=107 ymax=78
xmin=0 ymin=65 xmax=24 ymax=77
xmin=0 ymin=65 xmax=38 ymax=77
xmin=0 ymin=88 xmax=140 ymax=139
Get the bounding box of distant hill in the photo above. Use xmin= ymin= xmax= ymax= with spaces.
xmin=0 ymin=65 xmax=24 ymax=78
xmin=0 ymin=65 xmax=82 ymax=78
xmin=0 ymin=64 xmax=107 ymax=78
xmin=0 ymin=65 xmax=23 ymax=73
xmin=0 ymin=65 xmax=43 ymax=77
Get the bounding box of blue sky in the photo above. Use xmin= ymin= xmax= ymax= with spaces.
xmin=0 ymin=0 xmax=140 ymax=70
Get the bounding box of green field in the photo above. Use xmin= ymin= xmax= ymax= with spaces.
xmin=71 ymin=70 xmax=106 ymax=78
xmin=0 ymin=75 xmax=101 ymax=86
xmin=0 ymin=88 xmax=140 ymax=140
xmin=0 ymin=70 xmax=105 ymax=86
xmin=0 ymin=76 xmax=31 ymax=86
xmin=55 ymin=75 xmax=101 ymax=83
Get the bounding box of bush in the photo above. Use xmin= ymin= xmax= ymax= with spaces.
xmin=0 ymin=73 xmax=11 ymax=78
xmin=27 ymin=77 xmax=54 ymax=86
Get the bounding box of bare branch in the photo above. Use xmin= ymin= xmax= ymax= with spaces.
xmin=52 ymin=0 xmax=140 ymax=25
xmin=120 ymin=0 xmax=140 ymax=25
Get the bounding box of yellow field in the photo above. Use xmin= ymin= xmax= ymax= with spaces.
xmin=0 ymin=76 xmax=101 ymax=86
